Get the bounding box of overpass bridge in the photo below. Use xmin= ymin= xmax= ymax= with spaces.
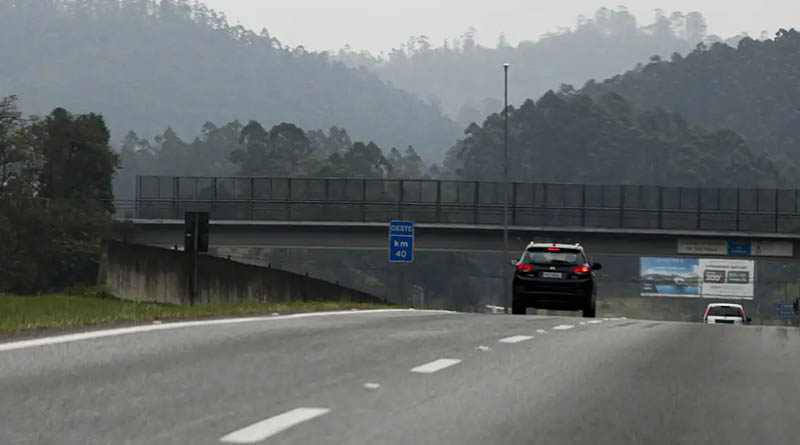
xmin=115 ymin=176 xmax=800 ymax=314
xmin=120 ymin=176 xmax=800 ymax=258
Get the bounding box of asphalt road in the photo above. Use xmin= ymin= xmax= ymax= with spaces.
xmin=2 ymin=310 xmax=799 ymax=444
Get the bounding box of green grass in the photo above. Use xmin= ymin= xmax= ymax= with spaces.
xmin=0 ymin=294 xmax=398 ymax=334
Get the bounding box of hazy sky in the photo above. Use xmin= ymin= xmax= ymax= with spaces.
xmin=201 ymin=0 xmax=797 ymax=54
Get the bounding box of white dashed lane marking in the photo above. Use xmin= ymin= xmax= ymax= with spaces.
xmin=498 ymin=335 xmax=533 ymax=344
xmin=552 ymin=325 xmax=574 ymax=330
xmin=411 ymin=359 xmax=462 ymax=374
xmin=219 ymin=408 xmax=330 ymax=444
xmin=588 ymin=320 xmax=604 ymax=324
xmin=536 ymin=329 xmax=547 ymax=334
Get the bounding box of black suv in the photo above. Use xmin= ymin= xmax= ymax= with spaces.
xmin=511 ymin=243 xmax=602 ymax=317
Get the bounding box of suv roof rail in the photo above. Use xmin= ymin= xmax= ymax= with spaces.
xmin=526 ymin=241 xmax=582 ymax=248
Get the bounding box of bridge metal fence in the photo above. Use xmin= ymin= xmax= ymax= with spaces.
xmin=128 ymin=176 xmax=800 ymax=233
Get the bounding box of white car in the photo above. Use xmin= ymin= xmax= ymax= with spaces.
xmin=703 ymin=303 xmax=751 ymax=325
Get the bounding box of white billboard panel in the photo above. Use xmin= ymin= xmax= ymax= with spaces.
xmin=752 ymin=240 xmax=793 ymax=257
xmin=699 ymin=259 xmax=754 ymax=299
xmin=677 ymin=239 xmax=726 ymax=255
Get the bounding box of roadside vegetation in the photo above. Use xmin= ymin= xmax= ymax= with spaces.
xmin=0 ymin=292 xmax=399 ymax=335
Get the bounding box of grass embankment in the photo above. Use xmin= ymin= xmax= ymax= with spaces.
xmin=0 ymin=293 xmax=397 ymax=334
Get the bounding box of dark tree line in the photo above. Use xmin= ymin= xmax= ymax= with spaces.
xmin=443 ymin=91 xmax=782 ymax=188
xmin=116 ymin=121 xmax=431 ymax=199
xmin=117 ymin=85 xmax=784 ymax=196
xmin=581 ymin=29 xmax=800 ymax=183
xmin=0 ymin=96 xmax=119 ymax=293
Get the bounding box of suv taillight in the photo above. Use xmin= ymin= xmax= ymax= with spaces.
xmin=516 ymin=264 xmax=533 ymax=272
xmin=573 ymin=266 xmax=591 ymax=274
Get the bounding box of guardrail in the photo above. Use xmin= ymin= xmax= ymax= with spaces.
xmin=116 ymin=176 xmax=800 ymax=233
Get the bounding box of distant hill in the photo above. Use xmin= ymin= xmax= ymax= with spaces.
xmin=581 ymin=29 xmax=800 ymax=180
xmin=442 ymin=91 xmax=782 ymax=187
xmin=0 ymin=0 xmax=459 ymax=161
xmin=336 ymin=8 xmax=716 ymax=128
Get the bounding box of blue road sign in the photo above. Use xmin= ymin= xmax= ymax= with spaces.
xmin=777 ymin=303 xmax=795 ymax=317
xmin=727 ymin=240 xmax=751 ymax=256
xmin=389 ymin=221 xmax=414 ymax=263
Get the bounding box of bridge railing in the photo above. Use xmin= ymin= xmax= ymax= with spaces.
xmin=128 ymin=176 xmax=800 ymax=233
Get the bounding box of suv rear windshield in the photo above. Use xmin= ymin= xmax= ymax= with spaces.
xmin=707 ymin=306 xmax=743 ymax=317
xmin=524 ymin=248 xmax=585 ymax=265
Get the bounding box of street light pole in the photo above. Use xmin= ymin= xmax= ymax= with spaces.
xmin=503 ymin=63 xmax=511 ymax=314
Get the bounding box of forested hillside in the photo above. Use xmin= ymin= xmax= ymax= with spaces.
xmin=0 ymin=0 xmax=459 ymax=161
xmin=3 ymin=1 xmax=785 ymax=192
xmin=337 ymin=8 xmax=717 ymax=127
xmin=443 ymin=91 xmax=782 ymax=187
xmin=581 ymin=29 xmax=800 ymax=180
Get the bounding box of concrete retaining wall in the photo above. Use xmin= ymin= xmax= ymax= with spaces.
xmin=98 ymin=240 xmax=385 ymax=305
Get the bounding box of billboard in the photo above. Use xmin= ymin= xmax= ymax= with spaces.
xmin=699 ymin=259 xmax=754 ymax=299
xmin=640 ymin=257 xmax=754 ymax=300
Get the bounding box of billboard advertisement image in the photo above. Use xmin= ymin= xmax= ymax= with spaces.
xmin=640 ymin=258 xmax=701 ymax=297
xmin=640 ymin=257 xmax=754 ymax=300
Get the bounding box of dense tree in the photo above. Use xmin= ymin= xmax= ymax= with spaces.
xmin=0 ymin=197 xmax=112 ymax=293
xmin=581 ymin=29 xmax=800 ymax=182
xmin=388 ymin=146 xmax=426 ymax=179
xmin=0 ymin=0 xmax=460 ymax=164
xmin=230 ymin=122 xmax=313 ymax=176
xmin=443 ymin=91 xmax=781 ymax=187
xmin=317 ymin=142 xmax=393 ymax=179
xmin=307 ymin=126 xmax=353 ymax=158
xmin=115 ymin=121 xmax=243 ymax=198
xmin=0 ymin=97 xmax=120 ymax=293
xmin=29 ymin=108 xmax=119 ymax=212
xmin=0 ymin=96 xmax=33 ymax=196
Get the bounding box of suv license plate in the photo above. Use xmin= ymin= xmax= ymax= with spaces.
xmin=542 ymin=272 xmax=562 ymax=279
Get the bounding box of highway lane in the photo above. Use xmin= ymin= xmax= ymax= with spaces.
xmin=1 ymin=310 xmax=799 ymax=444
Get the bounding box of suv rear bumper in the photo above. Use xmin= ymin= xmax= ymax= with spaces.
xmin=513 ymin=280 xmax=594 ymax=311
xmin=513 ymin=292 xmax=589 ymax=311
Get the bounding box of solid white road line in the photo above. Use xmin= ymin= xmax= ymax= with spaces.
xmin=0 ymin=310 xmax=455 ymax=353
xmin=498 ymin=335 xmax=533 ymax=344
xmin=219 ymin=408 xmax=330 ymax=444
xmin=552 ymin=325 xmax=574 ymax=330
xmin=411 ymin=358 xmax=462 ymax=374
